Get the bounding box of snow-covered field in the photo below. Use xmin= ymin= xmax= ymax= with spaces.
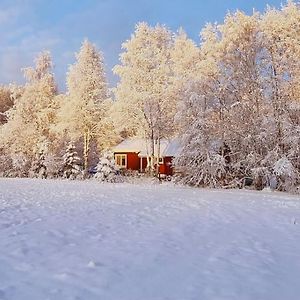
xmin=0 ymin=179 xmax=300 ymax=300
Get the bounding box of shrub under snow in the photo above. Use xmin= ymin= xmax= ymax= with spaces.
xmin=29 ymin=149 xmax=47 ymax=179
xmin=63 ymin=143 xmax=82 ymax=180
xmin=273 ymin=157 xmax=299 ymax=192
xmin=94 ymin=153 xmax=122 ymax=183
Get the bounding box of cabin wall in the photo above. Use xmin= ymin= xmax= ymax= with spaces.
xmin=114 ymin=152 xmax=174 ymax=175
xmin=114 ymin=152 xmax=140 ymax=171
xmin=127 ymin=153 xmax=140 ymax=170
xmin=159 ymin=156 xmax=173 ymax=176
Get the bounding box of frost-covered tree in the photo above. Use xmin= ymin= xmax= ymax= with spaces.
xmin=170 ymin=29 xmax=200 ymax=107
xmin=58 ymin=39 xmax=110 ymax=173
xmin=260 ymin=2 xmax=300 ymax=141
xmin=0 ymin=52 xmax=57 ymax=174
xmin=114 ymin=23 xmax=175 ymax=174
xmin=62 ymin=142 xmax=82 ymax=179
xmin=29 ymin=148 xmax=47 ymax=179
xmin=259 ymin=1 xmax=300 ymax=189
xmin=273 ymin=157 xmax=299 ymax=192
xmin=94 ymin=152 xmax=121 ymax=182
xmin=0 ymin=85 xmax=14 ymax=124
xmin=176 ymin=2 xmax=300 ymax=191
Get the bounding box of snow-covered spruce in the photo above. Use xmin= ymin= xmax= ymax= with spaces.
xmin=29 ymin=149 xmax=47 ymax=179
xmin=94 ymin=153 xmax=121 ymax=182
xmin=273 ymin=157 xmax=299 ymax=192
xmin=62 ymin=142 xmax=82 ymax=179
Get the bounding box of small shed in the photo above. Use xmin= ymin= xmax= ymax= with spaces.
xmin=113 ymin=138 xmax=181 ymax=176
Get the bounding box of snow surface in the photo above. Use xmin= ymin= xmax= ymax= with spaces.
xmin=0 ymin=178 xmax=300 ymax=300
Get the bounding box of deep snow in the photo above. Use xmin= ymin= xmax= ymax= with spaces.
xmin=0 ymin=178 xmax=300 ymax=300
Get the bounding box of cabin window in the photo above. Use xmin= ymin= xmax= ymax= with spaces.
xmin=154 ymin=157 xmax=164 ymax=164
xmin=115 ymin=154 xmax=127 ymax=168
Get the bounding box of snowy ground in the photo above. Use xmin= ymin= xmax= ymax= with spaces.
xmin=0 ymin=179 xmax=300 ymax=300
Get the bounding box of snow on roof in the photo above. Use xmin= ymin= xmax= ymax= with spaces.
xmin=162 ymin=138 xmax=182 ymax=157
xmin=113 ymin=138 xmax=146 ymax=153
xmin=113 ymin=138 xmax=182 ymax=157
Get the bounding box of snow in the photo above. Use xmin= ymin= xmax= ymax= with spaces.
xmin=0 ymin=178 xmax=300 ymax=300
xmin=162 ymin=138 xmax=182 ymax=157
xmin=113 ymin=138 xmax=181 ymax=157
xmin=113 ymin=138 xmax=148 ymax=153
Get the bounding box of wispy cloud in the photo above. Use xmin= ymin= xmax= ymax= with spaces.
xmin=0 ymin=0 xmax=284 ymax=89
xmin=0 ymin=6 xmax=20 ymax=25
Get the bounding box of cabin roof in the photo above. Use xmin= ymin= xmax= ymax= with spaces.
xmin=113 ymin=138 xmax=182 ymax=157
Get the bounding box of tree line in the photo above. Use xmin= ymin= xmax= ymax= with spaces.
xmin=0 ymin=1 xmax=299 ymax=192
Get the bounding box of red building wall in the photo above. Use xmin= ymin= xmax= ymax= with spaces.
xmin=126 ymin=152 xmax=140 ymax=170
xmin=114 ymin=152 xmax=174 ymax=175
xmin=159 ymin=156 xmax=173 ymax=176
xmin=114 ymin=152 xmax=140 ymax=171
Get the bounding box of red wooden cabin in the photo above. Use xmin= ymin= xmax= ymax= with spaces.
xmin=113 ymin=138 xmax=181 ymax=176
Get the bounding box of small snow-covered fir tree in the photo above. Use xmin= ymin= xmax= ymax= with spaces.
xmin=273 ymin=157 xmax=299 ymax=192
xmin=63 ymin=142 xmax=82 ymax=179
xmin=10 ymin=153 xmax=31 ymax=177
xmin=43 ymin=153 xmax=63 ymax=179
xmin=94 ymin=153 xmax=121 ymax=183
xmin=29 ymin=149 xmax=47 ymax=179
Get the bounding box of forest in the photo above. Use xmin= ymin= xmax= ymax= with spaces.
xmin=0 ymin=1 xmax=299 ymax=193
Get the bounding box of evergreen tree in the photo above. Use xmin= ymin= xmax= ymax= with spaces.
xmin=29 ymin=148 xmax=47 ymax=179
xmin=63 ymin=142 xmax=82 ymax=179
xmin=94 ymin=152 xmax=121 ymax=183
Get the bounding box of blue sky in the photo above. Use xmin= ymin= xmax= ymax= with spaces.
xmin=0 ymin=0 xmax=284 ymax=90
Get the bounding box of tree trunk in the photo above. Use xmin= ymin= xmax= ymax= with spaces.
xmin=83 ymin=129 xmax=91 ymax=174
xmin=156 ymin=136 xmax=161 ymax=180
xmin=150 ymin=129 xmax=155 ymax=177
xmin=270 ymin=54 xmax=283 ymax=151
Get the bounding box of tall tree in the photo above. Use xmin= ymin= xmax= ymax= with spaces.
xmin=176 ymin=2 xmax=300 ymax=191
xmin=0 ymin=51 xmax=57 ymax=174
xmin=0 ymin=86 xmax=14 ymax=124
xmin=114 ymin=22 xmax=174 ymax=173
xmin=58 ymin=39 xmax=109 ymax=172
xmin=170 ymin=28 xmax=202 ymax=134
xmin=260 ymin=1 xmax=300 ymax=149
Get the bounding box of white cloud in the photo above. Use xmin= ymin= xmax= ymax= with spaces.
xmin=0 ymin=32 xmax=62 ymax=85
xmin=0 ymin=7 xmax=20 ymax=25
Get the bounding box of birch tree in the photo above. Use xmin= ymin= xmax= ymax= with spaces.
xmin=59 ymin=39 xmax=109 ymax=172
xmin=176 ymin=1 xmax=300 ymax=191
xmin=114 ymin=22 xmax=174 ymax=174
xmin=0 ymin=51 xmax=57 ymax=175
xmin=260 ymin=1 xmax=300 ymax=156
xmin=0 ymin=86 xmax=14 ymax=124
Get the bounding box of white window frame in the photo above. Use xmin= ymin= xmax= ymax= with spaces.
xmin=115 ymin=154 xmax=127 ymax=168
xmin=154 ymin=157 xmax=164 ymax=165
